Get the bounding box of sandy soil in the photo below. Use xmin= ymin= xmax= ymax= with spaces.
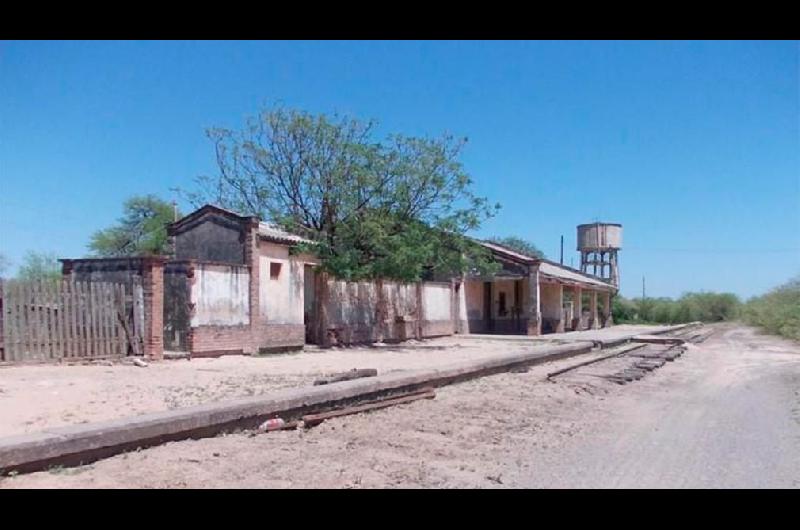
xmin=0 ymin=325 xmax=670 ymax=438
xmin=4 ymin=323 xmax=794 ymax=488
xmin=0 ymin=333 xmax=594 ymax=438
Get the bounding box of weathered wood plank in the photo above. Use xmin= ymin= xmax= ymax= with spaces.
xmin=76 ymin=281 xmax=87 ymax=358
xmin=48 ymin=280 xmax=59 ymax=360
xmin=109 ymin=284 xmax=117 ymax=355
xmin=26 ymin=281 xmax=38 ymax=360
xmin=10 ymin=281 xmax=20 ymax=362
xmin=5 ymin=282 xmax=16 ymax=361
xmin=91 ymin=281 xmax=100 ymax=357
xmin=35 ymin=281 xmax=45 ymax=359
xmin=66 ymin=281 xmax=77 ymax=358
xmin=41 ymin=281 xmax=53 ymax=359
xmin=52 ymin=281 xmax=62 ymax=359
xmin=101 ymin=283 xmax=111 ymax=357
xmin=116 ymin=284 xmax=126 ymax=355
xmin=58 ymin=280 xmax=67 ymax=359
xmin=132 ymin=279 xmax=144 ymax=355
xmin=95 ymin=283 xmax=105 ymax=357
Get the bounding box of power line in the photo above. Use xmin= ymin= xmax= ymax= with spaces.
xmin=624 ymin=247 xmax=800 ymax=254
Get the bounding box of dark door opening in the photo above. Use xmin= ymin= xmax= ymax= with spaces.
xmin=483 ymin=281 xmax=493 ymax=333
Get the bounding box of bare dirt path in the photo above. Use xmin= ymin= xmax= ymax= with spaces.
xmin=1 ymin=324 xmax=797 ymax=488
xmin=511 ymin=324 xmax=800 ymax=488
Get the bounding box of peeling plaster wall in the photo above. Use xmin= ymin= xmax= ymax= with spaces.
xmin=258 ymin=242 xmax=307 ymax=325
xmin=190 ymin=264 xmax=250 ymax=327
xmin=540 ymin=283 xmax=563 ymax=320
xmin=324 ymin=280 xmax=455 ymax=343
xmin=465 ymin=280 xmax=484 ymax=321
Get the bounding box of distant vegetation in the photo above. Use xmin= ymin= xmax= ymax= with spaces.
xmin=16 ymin=251 xmax=62 ymax=282
xmin=741 ymin=276 xmax=800 ymax=341
xmin=612 ymin=292 xmax=741 ymax=325
xmin=613 ymin=278 xmax=800 ymax=342
xmin=89 ymin=195 xmax=180 ymax=257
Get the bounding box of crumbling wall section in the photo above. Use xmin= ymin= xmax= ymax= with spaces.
xmin=322 ymin=279 xmax=455 ymax=345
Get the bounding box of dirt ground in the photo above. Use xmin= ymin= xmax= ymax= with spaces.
xmin=0 ymin=324 xmax=667 ymax=438
xmin=2 ymin=323 xmax=797 ymax=488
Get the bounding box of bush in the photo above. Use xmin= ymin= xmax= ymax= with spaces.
xmin=612 ymin=292 xmax=741 ymax=325
xmin=743 ymin=276 xmax=800 ymax=341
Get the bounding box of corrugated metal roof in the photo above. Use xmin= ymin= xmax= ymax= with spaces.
xmin=257 ymin=222 xmax=314 ymax=245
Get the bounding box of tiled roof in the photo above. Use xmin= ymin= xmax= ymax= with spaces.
xmin=538 ymin=261 xmax=612 ymax=289
xmin=257 ymin=222 xmax=314 ymax=245
xmin=476 ymin=239 xmax=614 ymax=290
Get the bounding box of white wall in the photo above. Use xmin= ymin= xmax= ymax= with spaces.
xmin=259 ymin=242 xmax=307 ymax=325
xmin=190 ymin=265 xmax=250 ymax=326
xmin=422 ymin=283 xmax=452 ymax=321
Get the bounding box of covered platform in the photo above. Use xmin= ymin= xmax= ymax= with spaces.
xmin=460 ymin=241 xmax=616 ymax=336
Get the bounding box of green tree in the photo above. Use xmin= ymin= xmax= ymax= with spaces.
xmin=17 ymin=251 xmax=61 ymax=281
xmin=185 ymin=105 xmax=500 ymax=281
xmin=89 ymin=195 xmax=179 ymax=257
xmin=0 ymin=252 xmax=9 ymax=277
xmin=486 ymin=236 xmax=544 ymax=258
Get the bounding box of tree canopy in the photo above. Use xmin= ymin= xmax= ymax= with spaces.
xmin=88 ymin=195 xmax=179 ymax=257
xmin=486 ymin=236 xmax=544 ymax=259
xmin=184 ymin=106 xmax=500 ymax=281
xmin=17 ymin=251 xmax=61 ymax=281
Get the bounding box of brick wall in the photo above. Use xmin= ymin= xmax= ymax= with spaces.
xmin=181 ymin=221 xmax=308 ymax=356
xmin=141 ymin=259 xmax=164 ymax=360
xmin=188 ymin=324 xmax=251 ymax=356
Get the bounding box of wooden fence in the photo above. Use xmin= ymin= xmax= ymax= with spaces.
xmin=0 ymin=279 xmax=138 ymax=363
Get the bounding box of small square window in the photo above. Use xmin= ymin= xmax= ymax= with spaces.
xmin=270 ymin=262 xmax=282 ymax=279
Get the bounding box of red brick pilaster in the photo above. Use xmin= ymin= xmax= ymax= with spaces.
xmin=142 ymin=257 xmax=165 ymax=360
xmin=243 ymin=219 xmax=260 ymax=352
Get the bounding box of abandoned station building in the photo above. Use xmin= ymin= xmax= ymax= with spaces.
xmin=60 ymin=205 xmax=621 ymax=359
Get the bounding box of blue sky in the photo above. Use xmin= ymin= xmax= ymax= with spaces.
xmin=1 ymin=40 xmax=798 ymax=299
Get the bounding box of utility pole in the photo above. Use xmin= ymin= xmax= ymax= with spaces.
xmin=560 ymin=235 xmax=564 ymax=265
xmin=642 ymin=275 xmax=646 ymax=300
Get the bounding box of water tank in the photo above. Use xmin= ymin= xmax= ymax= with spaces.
xmin=577 ymin=223 xmax=623 ymax=251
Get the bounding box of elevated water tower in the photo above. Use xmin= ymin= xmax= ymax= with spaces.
xmin=577 ymin=223 xmax=622 ymax=287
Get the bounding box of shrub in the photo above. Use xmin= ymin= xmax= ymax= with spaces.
xmin=743 ymin=276 xmax=800 ymax=341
